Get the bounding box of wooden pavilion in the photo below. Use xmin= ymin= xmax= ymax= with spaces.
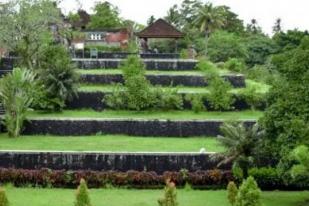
xmin=136 ymin=19 xmax=184 ymax=53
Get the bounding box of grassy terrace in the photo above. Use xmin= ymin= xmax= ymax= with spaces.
xmin=77 ymin=68 xmax=233 ymax=75
xmin=0 ymin=134 xmax=223 ymax=152
xmin=78 ymin=80 xmax=270 ymax=94
xmin=27 ymin=110 xmax=263 ymax=120
xmin=2 ymin=188 xmax=309 ymax=206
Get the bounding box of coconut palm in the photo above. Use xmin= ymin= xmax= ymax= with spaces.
xmin=193 ymin=3 xmax=225 ymax=56
xmin=217 ymin=122 xmax=264 ymax=178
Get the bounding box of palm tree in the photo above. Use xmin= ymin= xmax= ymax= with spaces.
xmin=193 ymin=3 xmax=225 ymax=56
xmin=217 ymin=122 xmax=264 ymax=178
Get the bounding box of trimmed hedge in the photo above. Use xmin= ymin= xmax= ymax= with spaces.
xmin=0 ymin=168 xmax=233 ymax=189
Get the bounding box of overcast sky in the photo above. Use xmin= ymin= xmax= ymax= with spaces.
xmin=3 ymin=0 xmax=308 ymax=35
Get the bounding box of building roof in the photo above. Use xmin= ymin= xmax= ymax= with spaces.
xmin=136 ymin=19 xmax=184 ymax=38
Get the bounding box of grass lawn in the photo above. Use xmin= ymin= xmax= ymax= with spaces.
xmin=77 ymin=68 xmax=233 ymax=75
xmin=0 ymin=134 xmax=223 ymax=152
xmin=27 ymin=110 xmax=263 ymax=120
xmin=78 ymin=80 xmax=270 ymax=94
xmin=3 ymin=187 xmax=309 ymax=206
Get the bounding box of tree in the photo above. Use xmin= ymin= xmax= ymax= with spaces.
xmin=0 ymin=0 xmax=61 ymax=70
xmin=0 ymin=188 xmax=9 ymax=206
xmin=245 ymin=34 xmax=278 ymax=66
xmin=0 ymin=68 xmax=40 ymax=137
xmin=158 ymin=180 xmax=178 ymax=206
xmin=227 ymin=181 xmax=238 ymax=206
xmin=165 ymin=5 xmax=182 ymax=28
xmin=87 ymin=1 xmax=122 ymax=29
xmin=208 ymin=31 xmax=247 ymax=62
xmin=38 ymin=45 xmax=79 ymax=111
xmin=272 ymin=18 xmax=282 ymax=34
xmin=291 ymin=145 xmax=309 ymax=179
xmin=220 ymin=6 xmax=245 ymax=34
xmin=147 ymin=15 xmax=156 ymax=25
xmin=273 ymin=29 xmax=309 ymax=52
xmin=193 ymin=3 xmax=225 ymax=56
xmin=246 ymin=19 xmax=262 ymax=35
xmin=235 ymin=177 xmax=262 ymax=206
xmin=217 ymin=122 xmax=264 ymax=178
xmin=261 ymin=37 xmax=309 ymax=167
xmin=75 ymin=178 xmax=91 ymax=206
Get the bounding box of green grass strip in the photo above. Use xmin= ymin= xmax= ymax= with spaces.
xmin=2 ymin=187 xmax=309 ymax=206
xmin=0 ymin=134 xmax=223 ymax=152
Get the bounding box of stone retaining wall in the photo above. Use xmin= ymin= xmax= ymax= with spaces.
xmin=81 ymin=73 xmax=246 ymax=88
xmin=0 ymin=151 xmax=227 ymax=173
xmin=73 ymin=59 xmax=197 ymax=70
xmin=66 ymin=91 xmax=264 ymax=111
xmin=23 ymin=119 xmax=256 ymax=137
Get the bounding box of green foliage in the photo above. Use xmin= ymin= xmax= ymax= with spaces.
xmin=0 ymin=188 xmax=9 ymax=206
xmin=0 ymin=68 xmax=40 ymax=138
xmin=0 ymin=0 xmax=62 ymax=70
xmin=273 ymin=29 xmax=309 ymax=52
xmin=244 ymin=65 xmax=276 ymax=84
xmin=185 ymin=94 xmax=205 ymax=113
xmin=218 ymin=122 xmax=264 ymax=178
xmin=104 ymin=84 xmax=126 ymax=110
xmin=240 ymin=86 xmax=266 ymax=110
xmin=85 ymin=45 xmax=122 ymax=52
xmin=158 ymin=180 xmax=178 ymax=206
xmin=261 ymin=41 xmax=309 ymax=165
xmin=75 ymin=178 xmax=91 ymax=206
xmin=227 ymin=181 xmax=238 ymax=206
xmin=291 ymin=145 xmax=309 ymax=180
xmin=154 ymin=87 xmax=183 ymax=111
xmin=245 ymin=35 xmax=278 ymax=67
xmin=208 ymin=31 xmax=247 ymax=62
xmin=122 ymin=56 xmax=155 ymax=110
xmin=248 ymin=167 xmax=282 ymax=189
xmin=196 ymin=59 xmax=218 ymax=76
xmin=88 ymin=1 xmax=122 ymax=29
xmin=38 ymin=45 xmax=79 ymax=111
xmin=235 ymin=176 xmax=262 ymax=206
xmin=224 ymin=58 xmax=246 ymax=73
xmin=207 ymin=75 xmax=234 ymax=111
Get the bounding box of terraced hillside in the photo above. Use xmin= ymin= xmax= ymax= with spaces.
xmin=0 ymin=57 xmax=268 ymax=173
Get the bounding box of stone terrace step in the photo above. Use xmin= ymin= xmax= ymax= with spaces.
xmin=0 ymin=150 xmax=228 ymax=173
xmin=80 ymin=73 xmax=246 ymax=88
xmin=73 ymin=58 xmax=198 ymax=70
xmin=23 ymin=118 xmax=256 ymax=137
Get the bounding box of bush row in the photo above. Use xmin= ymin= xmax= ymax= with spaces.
xmin=0 ymin=168 xmax=233 ymax=189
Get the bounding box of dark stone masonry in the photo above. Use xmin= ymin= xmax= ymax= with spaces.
xmin=23 ymin=119 xmax=256 ymax=137
xmin=81 ymin=73 xmax=246 ymax=88
xmin=73 ymin=58 xmax=198 ymax=70
xmin=0 ymin=151 xmax=229 ymax=173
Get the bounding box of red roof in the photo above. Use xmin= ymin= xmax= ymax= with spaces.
xmin=136 ymin=19 xmax=184 ymax=38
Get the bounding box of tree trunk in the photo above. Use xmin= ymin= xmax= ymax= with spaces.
xmin=205 ymin=32 xmax=209 ymax=57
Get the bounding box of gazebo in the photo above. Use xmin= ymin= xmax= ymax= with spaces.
xmin=136 ymin=19 xmax=184 ymax=53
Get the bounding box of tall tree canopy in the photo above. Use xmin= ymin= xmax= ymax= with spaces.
xmin=87 ymin=1 xmax=122 ymax=29
xmin=0 ymin=0 xmax=61 ymax=69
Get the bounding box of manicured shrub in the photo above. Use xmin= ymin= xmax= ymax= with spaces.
xmin=38 ymin=45 xmax=79 ymax=111
xmin=158 ymin=180 xmax=178 ymax=206
xmin=290 ymin=145 xmax=309 ymax=186
xmin=235 ymin=176 xmax=262 ymax=206
xmin=0 ymin=68 xmax=40 ymax=137
xmin=75 ymin=178 xmax=91 ymax=206
xmin=104 ymin=83 xmax=126 ymax=110
xmin=196 ymin=59 xmax=218 ymax=76
xmin=239 ymin=86 xmax=266 ymax=110
xmin=104 ymin=56 xmax=155 ymax=111
xmin=224 ymin=58 xmax=246 ymax=73
xmin=206 ymin=75 xmax=234 ymax=111
xmin=248 ymin=167 xmax=282 ymax=190
xmin=0 ymin=188 xmax=9 ymax=206
xmin=185 ymin=94 xmax=205 ymax=113
xmin=227 ymin=181 xmax=238 ymax=206
xmin=154 ymin=87 xmax=183 ymax=111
